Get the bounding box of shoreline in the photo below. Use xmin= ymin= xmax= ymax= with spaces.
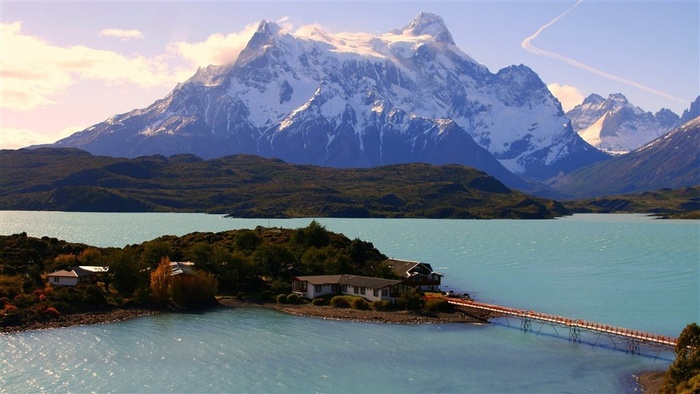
xmin=1 ymin=299 xmax=664 ymax=393
xmin=636 ymin=371 xmax=666 ymax=393
xmin=217 ymin=297 xmax=490 ymax=325
xmin=0 ymin=307 xmax=163 ymax=334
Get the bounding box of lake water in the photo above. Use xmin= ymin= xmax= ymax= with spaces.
xmin=1 ymin=212 xmax=698 ymax=393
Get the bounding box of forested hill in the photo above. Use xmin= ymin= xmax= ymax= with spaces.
xmin=0 ymin=148 xmax=567 ymax=219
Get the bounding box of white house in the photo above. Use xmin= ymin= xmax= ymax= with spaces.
xmin=47 ymin=266 xmax=108 ymax=287
xmin=291 ymin=274 xmax=408 ymax=302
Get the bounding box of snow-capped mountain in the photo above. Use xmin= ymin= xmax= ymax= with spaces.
xmin=550 ymin=116 xmax=700 ymax=198
xmin=53 ymin=13 xmax=607 ymax=185
xmin=566 ymin=93 xmax=680 ymax=155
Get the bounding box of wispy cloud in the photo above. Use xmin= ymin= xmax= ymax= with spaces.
xmin=521 ymin=0 xmax=686 ymax=104
xmin=100 ymin=28 xmax=144 ymax=40
xmin=1 ymin=22 xmax=191 ymax=111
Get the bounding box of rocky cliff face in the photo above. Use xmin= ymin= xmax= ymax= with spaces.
xmin=550 ymin=116 xmax=700 ymax=198
xmin=566 ymin=93 xmax=681 ymax=155
xmin=53 ymin=13 xmax=607 ymax=186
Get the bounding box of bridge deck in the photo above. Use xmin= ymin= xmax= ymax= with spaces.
xmin=442 ymin=297 xmax=677 ymax=348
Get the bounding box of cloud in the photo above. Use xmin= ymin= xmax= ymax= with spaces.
xmin=100 ymin=28 xmax=144 ymax=40
xmin=170 ymin=22 xmax=258 ymax=67
xmin=522 ymin=0 xmax=686 ymax=105
xmin=0 ymin=126 xmax=84 ymax=149
xmin=547 ymin=83 xmax=584 ymax=112
xmin=1 ymin=128 xmax=51 ymax=149
xmin=0 ymin=125 xmax=85 ymax=149
xmin=1 ymin=22 xmax=191 ymax=111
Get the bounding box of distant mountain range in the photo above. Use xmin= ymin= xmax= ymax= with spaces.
xmin=566 ymin=93 xmax=683 ymax=155
xmin=549 ymin=117 xmax=700 ymax=198
xmin=50 ymin=13 xmax=606 ymax=189
xmin=37 ymin=13 xmax=698 ymax=200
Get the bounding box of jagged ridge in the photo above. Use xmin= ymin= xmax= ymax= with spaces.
xmin=53 ymin=12 xmax=608 ymax=187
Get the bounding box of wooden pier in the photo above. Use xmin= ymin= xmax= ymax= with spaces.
xmin=439 ymin=296 xmax=678 ymax=355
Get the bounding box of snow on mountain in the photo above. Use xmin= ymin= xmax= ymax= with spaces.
xmin=53 ymin=13 xmax=607 ymax=186
xmin=567 ymin=93 xmax=680 ymax=155
xmin=551 ymin=116 xmax=700 ymax=198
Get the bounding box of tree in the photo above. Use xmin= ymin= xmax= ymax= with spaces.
xmin=109 ymin=249 xmax=146 ymax=297
xmin=253 ymin=244 xmax=297 ymax=281
xmin=150 ymin=257 xmax=172 ymax=304
xmin=77 ymin=248 xmax=101 ymax=265
xmin=143 ymin=241 xmax=172 ymax=268
xmin=662 ymin=322 xmax=700 ymax=393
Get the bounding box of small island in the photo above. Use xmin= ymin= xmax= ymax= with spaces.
xmin=1 ymin=221 xmax=487 ymax=334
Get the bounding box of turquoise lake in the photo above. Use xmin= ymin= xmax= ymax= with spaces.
xmin=1 ymin=212 xmax=698 ymax=393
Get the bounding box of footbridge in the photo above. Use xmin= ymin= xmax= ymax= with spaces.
xmin=441 ymin=296 xmax=677 ymax=355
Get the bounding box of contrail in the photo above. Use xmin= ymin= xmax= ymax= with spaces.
xmin=521 ymin=0 xmax=686 ymax=104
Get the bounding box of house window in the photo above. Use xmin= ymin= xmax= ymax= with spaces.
xmin=315 ymin=285 xmax=322 ymax=292
xmin=382 ymin=289 xmax=388 ymax=296
xmin=373 ymin=289 xmax=379 ymax=297
xmin=342 ymin=285 xmax=348 ymax=293
xmin=52 ymin=277 xmax=58 ymax=283
xmin=353 ymin=286 xmax=359 ymax=294
xmin=360 ymin=287 xmax=365 ymax=295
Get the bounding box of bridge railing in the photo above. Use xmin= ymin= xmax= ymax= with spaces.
xmin=426 ymin=295 xmax=678 ymax=348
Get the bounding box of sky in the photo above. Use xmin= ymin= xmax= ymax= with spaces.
xmin=1 ymin=1 xmax=698 ymax=150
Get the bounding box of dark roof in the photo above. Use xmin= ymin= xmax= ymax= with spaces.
xmin=339 ymin=275 xmax=402 ymax=289
xmin=383 ymin=258 xmax=442 ymax=278
xmin=293 ymin=274 xmax=401 ymax=289
xmin=293 ymin=275 xmax=343 ymax=285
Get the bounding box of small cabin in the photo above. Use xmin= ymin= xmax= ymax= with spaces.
xmin=47 ymin=266 xmax=108 ymax=287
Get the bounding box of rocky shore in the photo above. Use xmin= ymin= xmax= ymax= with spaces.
xmin=0 ymin=308 xmax=162 ymax=334
xmin=636 ymin=371 xmax=665 ymax=393
xmin=1 ymin=298 xmax=486 ymax=335
xmin=217 ymin=297 xmax=489 ymax=325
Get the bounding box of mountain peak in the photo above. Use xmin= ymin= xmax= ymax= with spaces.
xmin=403 ymin=12 xmax=455 ymax=45
xmin=582 ymin=93 xmax=605 ymax=105
xmin=255 ymin=20 xmax=282 ymax=36
xmin=607 ymin=93 xmax=629 ymax=105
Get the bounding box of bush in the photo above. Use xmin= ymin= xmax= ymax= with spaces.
xmin=425 ymin=298 xmax=450 ymax=313
xmin=330 ymin=296 xmax=350 ymax=308
xmin=276 ymin=294 xmax=288 ymax=304
xmin=311 ymin=298 xmax=325 ymax=306
xmin=351 ymin=298 xmax=369 ymax=310
xmin=44 ymin=307 xmax=61 ymax=318
xmin=398 ymin=291 xmax=424 ymax=311
xmin=371 ymin=300 xmax=390 ymax=311
xmin=286 ymin=293 xmax=302 ymax=304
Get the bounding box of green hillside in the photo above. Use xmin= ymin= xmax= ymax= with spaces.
xmin=0 ymin=148 xmax=568 ymax=219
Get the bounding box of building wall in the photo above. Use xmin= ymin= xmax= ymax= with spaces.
xmin=49 ymin=276 xmax=79 ymax=286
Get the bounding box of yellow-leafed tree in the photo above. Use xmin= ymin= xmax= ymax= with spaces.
xmin=150 ymin=257 xmax=171 ymax=305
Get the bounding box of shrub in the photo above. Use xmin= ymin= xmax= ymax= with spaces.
xmin=169 ymin=271 xmax=218 ymax=308
xmin=311 ymin=298 xmax=325 ymax=306
xmin=329 ymin=296 xmax=350 ymax=308
xmin=44 ymin=307 xmax=61 ymax=318
xmin=425 ymin=298 xmax=450 ymax=313
xmin=371 ymin=300 xmax=390 ymax=311
xmin=276 ymin=294 xmax=288 ymax=304
xmin=351 ymin=298 xmax=369 ymax=310
xmin=286 ymin=293 xmax=302 ymax=304
xmin=398 ymin=291 xmax=424 ymax=311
